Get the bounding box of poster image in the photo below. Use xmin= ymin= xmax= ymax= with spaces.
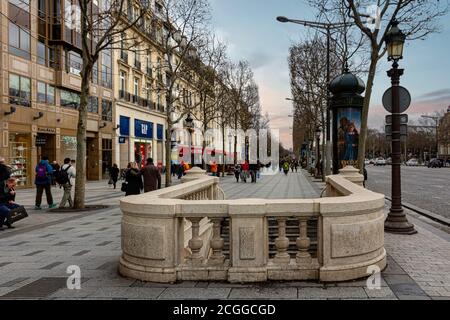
xmin=337 ymin=108 xmax=361 ymax=169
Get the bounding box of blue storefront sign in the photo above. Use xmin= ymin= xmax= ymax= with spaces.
xmin=120 ymin=116 xmax=130 ymax=136
xmin=157 ymin=124 xmax=164 ymax=140
xmin=118 ymin=136 xmax=126 ymax=144
xmin=135 ymin=119 xmax=153 ymax=139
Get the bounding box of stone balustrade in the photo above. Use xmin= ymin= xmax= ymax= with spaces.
xmin=119 ymin=166 xmax=386 ymax=283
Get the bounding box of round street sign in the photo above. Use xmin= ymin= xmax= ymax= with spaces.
xmin=382 ymin=86 xmax=411 ymax=113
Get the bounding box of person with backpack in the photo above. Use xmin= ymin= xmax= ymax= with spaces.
xmin=35 ymin=156 xmax=56 ymax=210
xmin=57 ymin=158 xmax=76 ymax=208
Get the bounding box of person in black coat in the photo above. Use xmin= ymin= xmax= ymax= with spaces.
xmin=109 ymin=164 xmax=120 ymax=189
xmin=124 ymin=163 xmax=143 ymax=196
xmin=0 ymin=157 xmax=11 ymax=184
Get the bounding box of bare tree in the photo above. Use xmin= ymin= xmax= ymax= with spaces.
xmin=74 ymin=0 xmax=145 ymax=209
xmin=152 ymin=0 xmax=211 ymax=187
xmin=310 ymin=0 xmax=449 ymax=172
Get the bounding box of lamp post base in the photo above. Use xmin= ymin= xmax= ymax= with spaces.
xmin=385 ymin=210 xmax=417 ymax=235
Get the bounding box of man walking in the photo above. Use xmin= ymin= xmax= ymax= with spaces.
xmin=57 ymin=158 xmax=76 ymax=208
xmin=35 ymin=156 xmax=56 ymax=210
xmin=141 ymin=158 xmax=161 ymax=193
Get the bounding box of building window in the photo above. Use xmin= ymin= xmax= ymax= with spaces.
xmin=37 ymin=82 xmax=55 ymax=105
xmin=8 ymin=22 xmax=30 ymax=60
xmin=134 ymin=78 xmax=139 ymax=96
xmin=67 ymin=50 xmax=82 ymax=75
xmin=102 ymin=99 xmax=112 ymax=122
xmin=119 ymin=71 xmax=127 ymax=99
xmin=9 ymin=74 xmax=31 ymax=107
xmin=88 ymin=96 xmax=99 ymax=114
xmin=60 ymin=89 xmax=80 ymax=109
xmin=9 ymin=0 xmax=30 ymax=29
xmin=101 ymin=48 xmax=112 ymax=88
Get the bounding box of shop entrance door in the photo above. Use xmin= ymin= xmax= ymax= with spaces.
xmin=86 ymin=137 xmax=99 ymax=180
xmin=36 ymin=134 xmax=56 ymax=164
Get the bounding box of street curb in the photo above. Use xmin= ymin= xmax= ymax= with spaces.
xmin=385 ymin=197 xmax=450 ymax=227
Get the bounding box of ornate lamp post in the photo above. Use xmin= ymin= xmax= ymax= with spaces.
xmin=384 ymin=20 xmax=417 ymax=235
xmin=315 ymin=128 xmax=322 ymax=179
xmin=185 ymin=113 xmax=195 ymax=168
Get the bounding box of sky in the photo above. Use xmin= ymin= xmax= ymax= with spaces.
xmin=209 ymin=0 xmax=450 ymax=149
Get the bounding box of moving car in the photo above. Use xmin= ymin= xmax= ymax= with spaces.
xmin=406 ymin=158 xmax=419 ymax=166
xmin=374 ymin=157 xmax=386 ymax=166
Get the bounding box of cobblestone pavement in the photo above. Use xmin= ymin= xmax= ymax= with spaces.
xmin=366 ymin=165 xmax=450 ymax=219
xmin=0 ymin=171 xmax=449 ymax=299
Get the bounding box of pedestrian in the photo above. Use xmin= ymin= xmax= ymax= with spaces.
xmin=0 ymin=157 xmax=11 ymax=184
xmin=234 ymin=165 xmax=241 ymax=183
xmin=0 ymin=177 xmax=19 ymax=230
xmin=109 ymin=163 xmax=120 ymax=189
xmin=210 ymin=161 xmax=218 ymax=177
xmin=256 ymin=160 xmax=262 ymax=180
xmin=56 ymin=158 xmax=76 ymax=208
xmin=124 ymin=162 xmax=142 ymax=196
xmin=50 ymin=160 xmax=59 ymax=186
xmin=35 ymin=156 xmax=56 ymax=209
xmin=141 ymin=158 xmax=161 ymax=193
xmin=241 ymin=160 xmax=249 ymax=183
xmin=249 ymin=162 xmax=257 ymax=183
xmin=294 ymin=160 xmax=299 ymax=172
xmin=283 ymin=161 xmax=289 ymax=175
xmin=177 ymin=160 xmax=184 ymax=179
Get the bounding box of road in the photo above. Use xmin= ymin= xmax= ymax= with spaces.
xmin=366 ymin=165 xmax=450 ymax=219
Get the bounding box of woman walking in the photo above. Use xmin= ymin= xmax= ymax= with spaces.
xmin=124 ymin=163 xmax=142 ymax=196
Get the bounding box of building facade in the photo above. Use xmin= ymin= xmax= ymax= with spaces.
xmin=0 ymin=0 xmax=114 ymax=187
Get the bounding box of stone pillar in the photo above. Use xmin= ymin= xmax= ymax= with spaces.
xmin=338 ymin=166 xmax=364 ymax=187
xmin=228 ymin=202 xmax=268 ymax=282
xmin=187 ymin=217 xmax=204 ymax=266
xmin=208 ymin=218 xmax=225 ymax=266
xmin=274 ymin=218 xmax=290 ymax=265
xmin=296 ymin=218 xmax=312 ymax=265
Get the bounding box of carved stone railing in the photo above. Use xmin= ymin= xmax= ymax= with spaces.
xmin=119 ymin=166 xmax=386 ymax=283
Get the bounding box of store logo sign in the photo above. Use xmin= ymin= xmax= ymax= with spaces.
xmin=141 ymin=124 xmax=148 ymax=136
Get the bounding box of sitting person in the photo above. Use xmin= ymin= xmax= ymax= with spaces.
xmin=0 ymin=177 xmax=20 ymax=230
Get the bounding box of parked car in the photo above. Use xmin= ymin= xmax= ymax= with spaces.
xmin=364 ymin=159 xmax=371 ymax=165
xmin=369 ymin=159 xmax=375 ymax=165
xmin=406 ymin=158 xmax=419 ymax=166
xmin=386 ymin=157 xmax=392 ymax=165
xmin=428 ymin=158 xmax=443 ymax=168
xmin=375 ymin=157 xmax=386 ymax=166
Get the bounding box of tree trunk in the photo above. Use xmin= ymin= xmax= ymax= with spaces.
xmin=357 ymin=52 xmax=379 ymax=174
xmin=73 ymin=68 xmax=91 ymax=209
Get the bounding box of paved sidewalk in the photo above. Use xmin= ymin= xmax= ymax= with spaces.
xmin=0 ymin=171 xmax=449 ymax=299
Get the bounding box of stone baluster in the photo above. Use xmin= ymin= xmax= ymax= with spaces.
xmin=274 ymin=218 xmax=290 ymax=265
xmin=296 ymin=217 xmax=312 ymax=265
xmin=187 ymin=217 xmax=204 ymax=265
xmin=208 ymin=218 xmax=225 ymax=265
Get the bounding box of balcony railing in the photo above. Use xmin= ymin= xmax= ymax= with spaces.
xmin=119 ymin=166 xmax=387 ymax=283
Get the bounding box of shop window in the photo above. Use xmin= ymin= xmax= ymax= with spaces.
xmin=9 ymin=133 xmax=30 ymax=187
xmin=102 ymin=99 xmax=112 ymax=122
xmin=102 ymin=139 xmax=113 ymax=178
xmin=88 ymin=96 xmax=99 ymax=114
xmin=9 ymin=74 xmax=31 ymax=107
xmin=37 ymin=81 xmax=55 ymax=105
xmin=60 ymin=89 xmax=80 ymax=109
xmin=60 ymin=136 xmax=77 ymax=162
xmin=9 ymin=22 xmax=30 ymax=60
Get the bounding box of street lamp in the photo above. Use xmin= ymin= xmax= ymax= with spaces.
xmin=185 ymin=113 xmax=195 ymax=168
xmin=315 ymin=127 xmax=322 ymax=179
xmin=384 ymin=20 xmax=416 ymax=235
xmin=277 ymin=16 xmax=348 ymax=177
